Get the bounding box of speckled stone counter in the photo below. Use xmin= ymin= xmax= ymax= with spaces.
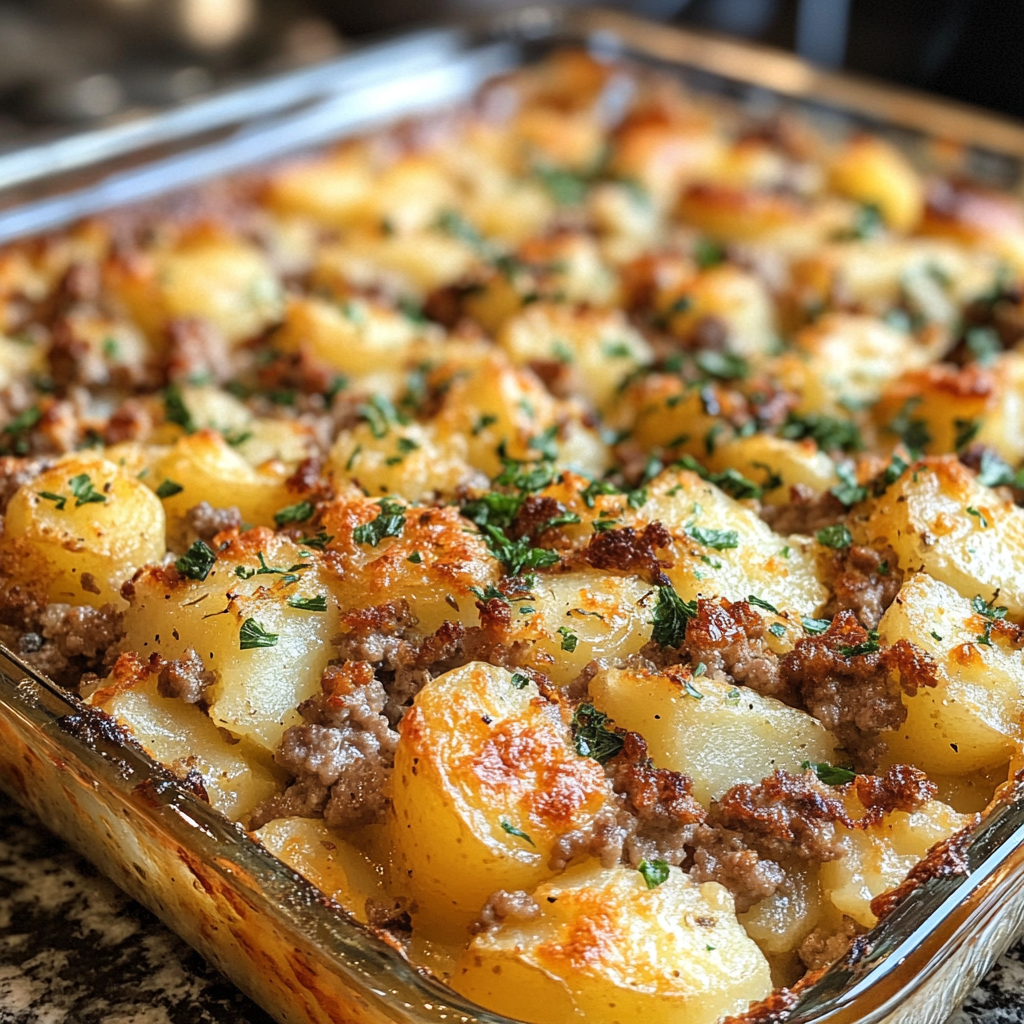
xmin=1 ymin=787 xmax=1021 ymax=1024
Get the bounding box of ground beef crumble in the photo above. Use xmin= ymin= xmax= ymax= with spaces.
xmin=821 ymin=543 xmax=903 ymax=629
xmin=759 ymin=483 xmax=846 ymax=536
xmin=471 ymin=890 xmax=541 ymax=934
xmin=798 ymin=916 xmax=864 ymax=971
xmin=156 ymin=647 xmax=215 ymax=704
xmin=780 ymin=612 xmax=938 ymax=771
xmin=17 ymin=602 xmax=124 ymax=687
xmin=249 ymin=661 xmax=399 ymax=830
xmin=675 ymin=598 xmax=788 ymax=699
xmin=185 ymin=501 xmax=243 ymax=545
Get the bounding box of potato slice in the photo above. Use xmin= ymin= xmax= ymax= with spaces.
xmin=254 ymin=818 xmax=385 ymax=922
xmin=588 ymin=666 xmax=836 ymax=806
xmin=121 ymin=530 xmax=338 ymax=753
xmin=878 ymin=573 xmax=1024 ymax=773
xmin=851 ymin=456 xmax=1024 ymax=616
xmin=389 ymin=662 xmax=611 ymax=937
xmin=453 ymin=863 xmax=772 ymax=1024
xmin=820 ymin=796 xmax=971 ymax=928
xmin=514 ymin=570 xmax=655 ymax=687
xmin=634 ymin=469 xmax=827 ymax=617
xmin=89 ymin=656 xmax=279 ymax=820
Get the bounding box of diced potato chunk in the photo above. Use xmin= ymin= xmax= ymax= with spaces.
xmin=498 ymin=304 xmax=651 ymax=413
xmin=774 ymin=313 xmax=928 ymax=416
xmin=121 ymin=531 xmax=339 ymax=752
xmin=90 ymin=658 xmax=279 ymax=820
xmin=327 ymin=421 xmax=477 ymax=502
xmin=878 ymin=573 xmax=1024 ymax=773
xmin=254 ymin=818 xmax=384 ymax=922
xmin=272 ymin=295 xmax=424 ymax=389
xmin=738 ymin=863 xmax=824 ymax=955
xmin=453 ymin=864 xmax=772 ymax=1024
xmin=828 ymin=136 xmax=924 ymax=233
xmin=107 ymin=232 xmax=282 ymax=345
xmin=389 ymin=662 xmax=611 ymax=937
xmin=589 ymin=667 xmax=836 ymax=806
xmin=707 ymin=434 xmax=838 ymax=507
xmin=873 ymin=355 xmax=1024 ymax=466
xmin=152 ymin=431 xmax=292 ymax=550
xmin=1 ymin=455 xmax=165 ymax=607
xmin=850 ymin=456 xmax=1024 ymax=616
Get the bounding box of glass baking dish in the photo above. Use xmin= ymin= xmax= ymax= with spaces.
xmin=2 ymin=8 xmax=1024 ymax=1023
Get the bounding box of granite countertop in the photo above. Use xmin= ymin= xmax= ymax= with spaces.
xmin=1 ymin=788 xmax=1021 ymax=1024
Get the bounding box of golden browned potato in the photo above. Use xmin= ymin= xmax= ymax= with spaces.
xmin=453 ymin=863 xmax=773 ymax=1024
xmin=1 ymin=455 xmax=165 ymax=607
xmin=828 ymin=136 xmax=924 ymax=232
xmin=389 ymin=662 xmax=612 ymax=937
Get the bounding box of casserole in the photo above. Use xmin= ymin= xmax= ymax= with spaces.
xmin=2 ymin=8 xmax=1024 ymax=1023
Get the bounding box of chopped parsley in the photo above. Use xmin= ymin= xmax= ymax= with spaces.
xmin=816 ymin=523 xmax=853 ymax=549
xmin=954 ymin=417 xmax=982 ymax=451
xmin=234 ymin=551 xmax=311 ymax=584
xmin=801 ymin=760 xmax=856 ymax=786
xmin=68 ymin=473 xmax=106 ymax=507
xmin=37 ymin=490 xmax=67 ymax=510
xmin=889 ymin=397 xmax=931 ymax=456
xmin=407 ymin=551 xmax=423 ymax=564
xmin=801 ymin=616 xmax=832 ymax=635
xmin=965 ymin=326 xmax=1001 ymax=366
xmin=481 ymin=525 xmax=559 ymax=578
xmin=695 ymin=350 xmax=748 ymax=381
xmin=638 ymin=859 xmax=670 ymax=890
xmin=510 ymin=671 xmax=530 ymax=690
xmin=747 ymin=595 xmax=779 ymax=614
xmin=557 ymin=626 xmax=578 ymax=652
xmin=769 ymin=622 xmax=787 ymax=638
xmin=651 ymin=583 xmax=698 ymax=649
xmin=155 ymin=478 xmax=184 ymax=499
xmin=470 ymin=584 xmax=507 ymax=604
xmin=571 ymin=703 xmax=624 ymax=764
xmin=683 ymin=678 xmax=705 ymax=700
xmin=694 ymin=237 xmax=725 ymax=269
xmin=780 ymin=413 xmax=863 ymax=453
xmin=163 ymin=384 xmax=196 ymax=433
xmin=830 ymin=463 xmax=868 ymax=507
xmin=353 ymin=498 xmax=406 ymax=547
xmin=274 ymin=501 xmax=315 ymax=527
xmin=839 ymin=631 xmax=880 ymax=657
xmin=175 ymin=539 xmax=216 ymax=581
xmin=976 ymin=449 xmax=1024 ymax=489
xmin=971 ymin=595 xmax=1008 ymax=621
xmin=1 ymin=405 xmax=41 ymax=455
xmin=239 ymin=617 xmax=278 ymax=650
xmin=358 ymin=394 xmax=407 ymax=439
xmin=966 ymin=505 xmax=989 ymax=529
xmin=533 ymin=165 xmax=590 ymax=207
xmin=287 ymin=594 xmax=328 ymax=612
xmin=299 ymin=531 xmax=333 ymax=551
xmin=675 ymin=455 xmax=764 ymax=501
xmin=500 ymin=819 xmax=535 ymax=846
xmin=685 ymin=524 xmax=739 ymax=550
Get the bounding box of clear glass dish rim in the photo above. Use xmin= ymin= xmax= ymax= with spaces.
xmin=0 ymin=8 xmax=1023 ymax=1023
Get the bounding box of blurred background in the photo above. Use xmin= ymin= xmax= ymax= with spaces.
xmin=0 ymin=0 xmax=1021 ymax=150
